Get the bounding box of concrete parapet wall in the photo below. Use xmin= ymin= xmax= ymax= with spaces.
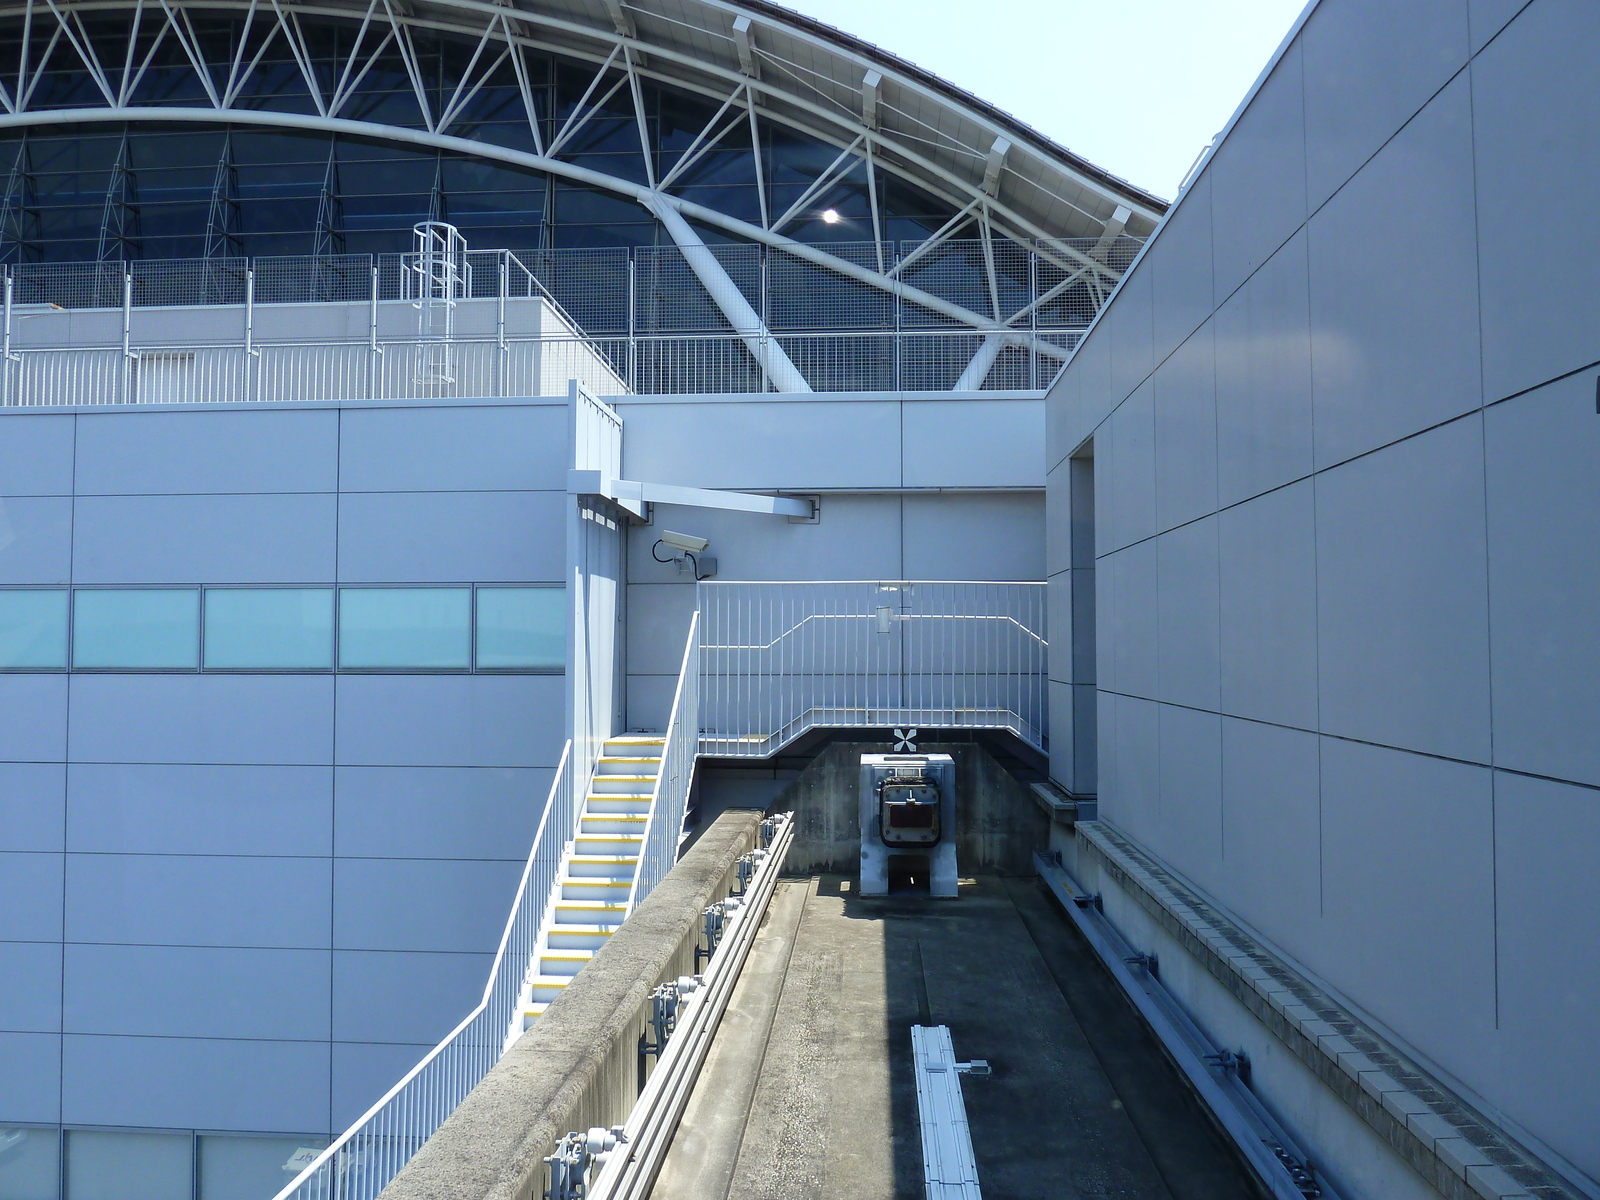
xmin=380 ymin=809 xmax=764 ymax=1200
xmin=776 ymin=740 xmax=1047 ymax=876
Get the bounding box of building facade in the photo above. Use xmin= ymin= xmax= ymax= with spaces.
xmin=0 ymin=1 xmax=1157 ymax=1197
xmin=1047 ymin=0 xmax=1600 ymax=1196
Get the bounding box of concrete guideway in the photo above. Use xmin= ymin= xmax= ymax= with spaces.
xmin=648 ymin=874 xmax=1265 ymax=1200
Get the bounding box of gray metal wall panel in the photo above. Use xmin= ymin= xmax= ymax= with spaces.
xmin=339 ymin=404 xmax=567 ymax=492
xmin=0 ymin=942 xmax=62 ymax=1032
xmin=60 ymin=1035 xmax=330 ymax=1133
xmin=0 ymin=496 xmax=72 ymax=584
xmin=336 ymin=490 xmax=563 ymax=583
xmin=65 ymin=854 xmax=333 ymax=948
xmin=0 ymin=762 xmax=65 ymax=852
xmin=72 ymin=492 xmax=338 ymax=583
xmin=333 ymin=766 xmax=545 ymax=860
xmin=62 ymin=945 xmax=332 ymax=1041
xmin=1300 ymin=0 xmax=1470 ymax=209
xmin=66 ymin=764 xmax=334 ymax=857
xmin=73 ymin=409 xmax=339 ymax=496
xmin=0 ymin=1033 xmax=61 ymax=1122
xmin=68 ymin=676 xmax=336 ymax=765
xmin=0 ymin=852 xmax=63 ymax=941
xmin=331 ymin=950 xmax=495 ymax=1045
xmin=0 ymin=675 xmax=67 ymax=761
xmin=333 ymin=675 xmax=564 ymax=769
xmin=0 ymin=413 xmax=75 ymax=495
xmin=332 ymin=858 xmax=524 ymax=954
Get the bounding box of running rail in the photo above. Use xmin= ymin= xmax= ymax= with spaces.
xmin=1035 ymin=851 xmax=1339 ymax=1200
xmin=582 ymin=811 xmax=796 ymax=1200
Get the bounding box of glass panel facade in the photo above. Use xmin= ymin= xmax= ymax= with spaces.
xmin=197 ymin=1134 xmax=328 ymax=1200
xmin=204 ymin=588 xmax=334 ymax=669
xmin=0 ymin=589 xmax=68 ymax=668
xmin=72 ymin=589 xmax=199 ymax=669
xmin=64 ymin=1130 xmax=191 ymax=1200
xmin=0 ymin=1127 xmax=58 ymax=1200
xmin=476 ymin=586 xmax=564 ymax=670
xmin=338 ymin=587 xmax=471 ymax=669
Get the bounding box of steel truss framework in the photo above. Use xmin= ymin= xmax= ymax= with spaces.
xmin=0 ymin=0 xmax=1157 ymax=352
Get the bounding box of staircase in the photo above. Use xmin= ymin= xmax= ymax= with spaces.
xmin=518 ymin=735 xmax=665 ymax=1027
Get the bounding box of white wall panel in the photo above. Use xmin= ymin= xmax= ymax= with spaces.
xmin=1148 ymin=172 xmax=1215 ymax=367
xmin=618 ymin=398 xmax=901 ymax=491
xmin=1308 ymin=75 xmax=1482 ymax=468
xmin=1494 ymin=769 xmax=1600 ymax=1180
xmin=1485 ymin=373 xmax=1600 ymax=785
xmin=1214 ymin=231 xmax=1314 ymax=508
xmin=1218 ymin=480 xmax=1318 ymax=729
xmin=74 ymin=493 xmax=336 ymax=584
xmin=1152 ymin=323 xmax=1218 ymax=533
xmin=1208 ymin=40 xmax=1308 ymax=302
xmin=902 ymin=493 xmax=1044 ymax=581
xmin=1108 ymin=694 xmax=1159 ymax=842
xmin=0 ymin=414 xmax=74 ymax=495
xmin=1315 ymin=417 xmax=1491 ymax=762
xmin=73 ymin=409 xmax=338 ymax=496
xmin=1155 ymin=517 xmax=1220 ymax=713
xmin=1107 ymin=266 xmax=1154 ymax=404
xmin=902 ymin=400 xmax=1044 ymax=489
xmin=1318 ymin=738 xmax=1496 ymax=1084
xmin=339 ymin=404 xmax=567 ymax=492
xmin=1301 ymin=0 xmax=1470 ymax=208
xmin=1109 ymin=541 xmax=1157 ymax=700
xmin=1472 ymin=0 xmax=1600 ymax=402
xmin=0 ymin=495 xmax=72 ymax=583
xmin=1156 ymin=703 xmax=1223 ymax=891
xmin=1108 ymin=382 xmax=1155 ymax=551
xmin=1218 ymin=718 xmax=1323 ymax=963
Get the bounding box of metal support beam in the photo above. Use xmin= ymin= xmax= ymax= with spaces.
xmin=568 ymin=470 xmax=815 ymax=520
xmin=640 ymin=190 xmax=811 ymax=392
xmin=953 ymin=331 xmax=1008 ymax=391
xmin=731 ymin=14 xmax=757 ymax=77
xmin=861 ymin=68 xmax=880 ymax=129
xmin=1090 ymin=204 xmax=1131 ymax=262
xmin=981 ymin=137 xmax=1010 ymax=197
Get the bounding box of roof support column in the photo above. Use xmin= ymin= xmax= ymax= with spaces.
xmin=641 ymin=191 xmax=812 ymax=393
xmin=954 ymin=331 xmax=1008 ymax=391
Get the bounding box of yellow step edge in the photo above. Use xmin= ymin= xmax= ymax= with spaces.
xmin=541 ymin=952 xmax=593 ymax=962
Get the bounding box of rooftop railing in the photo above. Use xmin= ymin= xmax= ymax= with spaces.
xmin=697 ymin=580 xmax=1048 ymax=758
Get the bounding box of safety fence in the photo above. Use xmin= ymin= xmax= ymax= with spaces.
xmin=0 ymin=328 xmax=1079 ymax=405
xmin=274 ymin=742 xmax=581 ymax=1200
xmin=697 ymin=581 xmax=1048 ymax=758
xmin=629 ymin=611 xmax=701 ymax=908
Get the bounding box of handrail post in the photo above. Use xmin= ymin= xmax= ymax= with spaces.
xmin=498 ymin=250 xmax=507 ymax=397
xmin=121 ymin=270 xmax=132 ymax=403
xmin=3 ymin=270 xmax=11 ymax=406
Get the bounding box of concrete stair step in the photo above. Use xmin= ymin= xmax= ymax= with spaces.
xmin=574 ymin=835 xmax=645 ymax=854
xmin=596 ymin=756 xmax=660 ymax=776
xmin=580 ymin=814 xmax=649 ymax=834
xmin=539 ymin=950 xmax=594 ymax=977
xmin=546 ymin=926 xmax=614 ymax=951
xmin=566 ymin=854 xmax=638 ymax=879
xmin=585 ymin=797 xmax=652 ymax=815
xmin=561 ymin=878 xmax=633 ymax=900
xmin=591 ymin=775 xmax=658 ymax=794
xmin=530 ymin=975 xmax=571 ymax=1003
xmin=553 ymin=900 xmax=627 ymax=924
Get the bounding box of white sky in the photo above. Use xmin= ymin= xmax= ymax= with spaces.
xmin=782 ymin=0 xmax=1309 ymax=200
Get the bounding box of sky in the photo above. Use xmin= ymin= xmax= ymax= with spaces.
xmin=783 ymin=0 xmax=1309 ymax=200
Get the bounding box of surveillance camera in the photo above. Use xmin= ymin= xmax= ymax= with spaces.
xmin=658 ymin=530 xmax=709 ymax=554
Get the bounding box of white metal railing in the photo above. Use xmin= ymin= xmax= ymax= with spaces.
xmin=273 ymin=741 xmax=583 ymax=1200
xmin=698 ymin=581 xmax=1047 ymax=758
xmin=628 ymin=611 xmax=701 ymax=908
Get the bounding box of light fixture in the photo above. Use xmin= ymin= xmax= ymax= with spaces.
xmin=821 ymin=208 xmax=841 ymax=225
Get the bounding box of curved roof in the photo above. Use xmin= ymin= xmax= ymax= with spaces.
xmin=0 ymin=0 xmax=1161 ymax=334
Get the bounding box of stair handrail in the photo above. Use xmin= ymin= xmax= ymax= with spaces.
xmin=273 ymin=740 xmax=579 ymax=1200
xmin=627 ymin=610 xmax=701 ymax=910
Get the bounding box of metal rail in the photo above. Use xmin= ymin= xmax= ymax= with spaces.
xmin=628 ymin=610 xmax=701 ymax=909
xmin=698 ymin=581 xmax=1048 ymax=757
xmin=912 ymin=1024 xmax=986 ymax=1200
xmin=584 ymin=812 xmax=796 ymax=1200
xmin=1034 ymin=851 xmax=1339 ymax=1200
xmin=271 ymin=744 xmax=584 ymax=1200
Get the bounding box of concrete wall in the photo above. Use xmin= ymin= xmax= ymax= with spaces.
xmin=776 ymin=741 xmax=1048 ymax=877
xmin=0 ymin=397 xmax=569 ymax=1140
xmin=617 ymin=391 xmax=1047 ymax=729
xmin=1045 ymin=0 xmax=1600 ymax=1188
